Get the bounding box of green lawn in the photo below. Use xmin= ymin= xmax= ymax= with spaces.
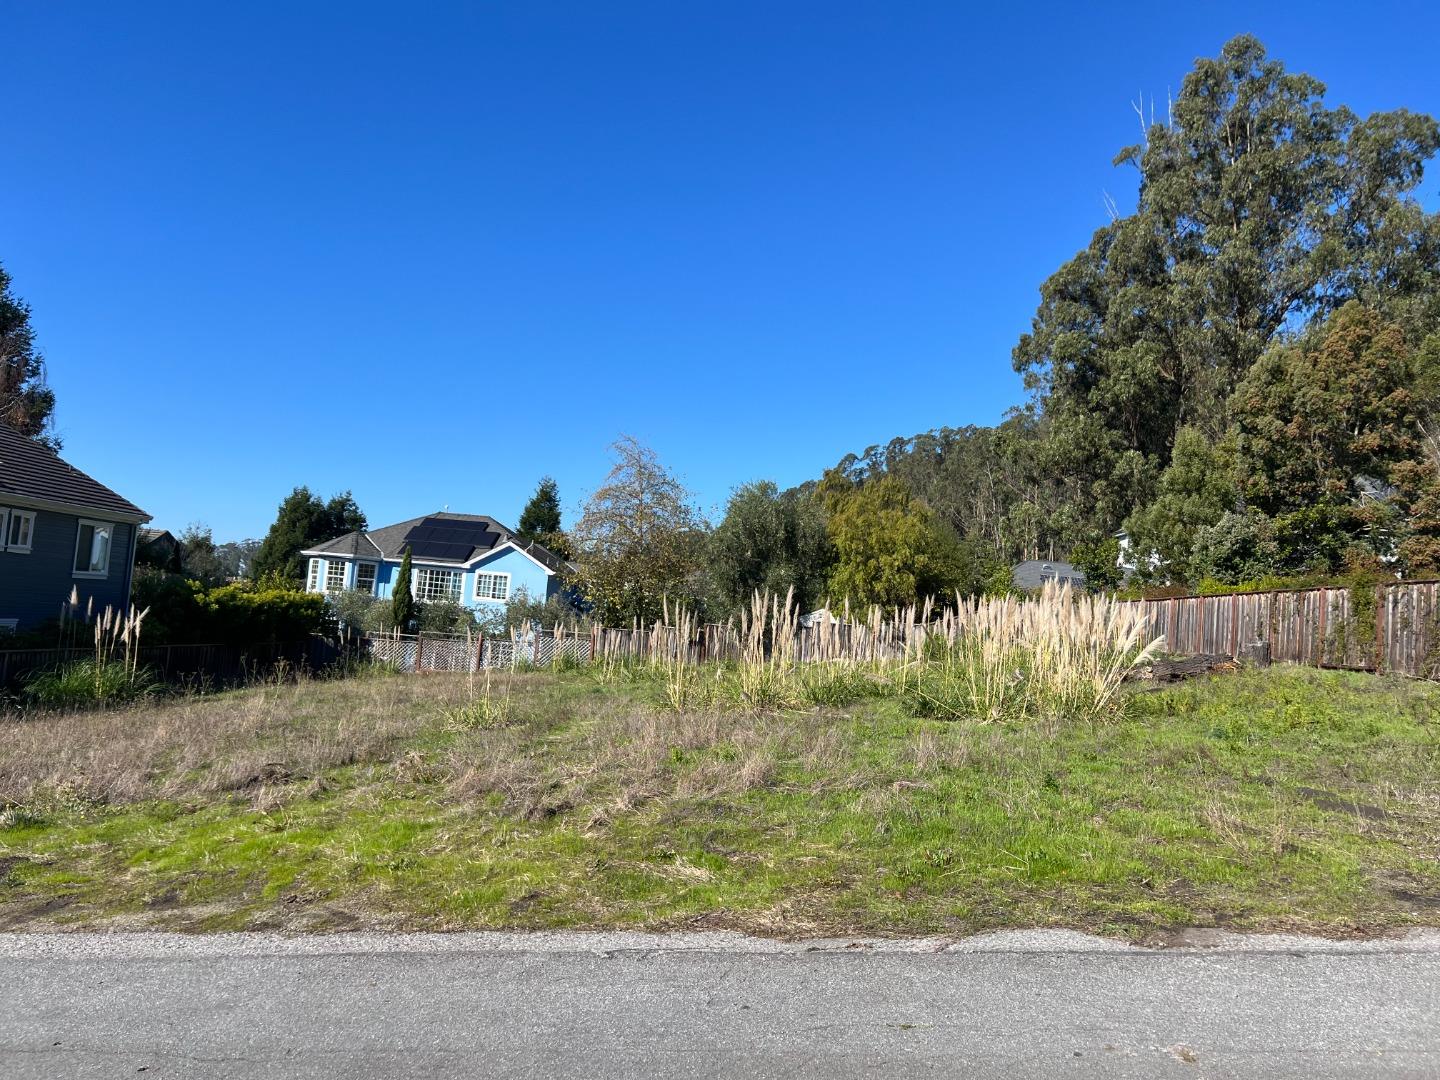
xmin=1 ymin=664 xmax=1437 ymax=940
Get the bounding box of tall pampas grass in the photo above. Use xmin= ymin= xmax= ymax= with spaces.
xmin=624 ymin=583 xmax=1161 ymax=723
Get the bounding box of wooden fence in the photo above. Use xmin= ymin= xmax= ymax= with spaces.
xmin=364 ymin=619 xmax=928 ymax=673
xmin=0 ymin=636 xmax=351 ymax=689
xmin=1122 ymin=581 xmax=1440 ymax=678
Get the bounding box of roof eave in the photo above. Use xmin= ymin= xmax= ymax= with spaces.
xmin=0 ymin=492 xmax=150 ymax=524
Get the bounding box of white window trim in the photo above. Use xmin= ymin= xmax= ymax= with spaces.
xmin=73 ymin=519 xmax=114 ymax=579
xmin=324 ymin=559 xmax=349 ymax=593
xmin=306 ymin=558 xmax=323 ymax=592
xmin=0 ymin=510 xmax=8 ymax=552
xmin=353 ymin=561 xmax=378 ymax=595
xmin=474 ymin=570 xmax=511 ymax=602
xmin=6 ymin=509 xmax=35 ymax=553
xmin=414 ymin=567 xmax=463 ymax=604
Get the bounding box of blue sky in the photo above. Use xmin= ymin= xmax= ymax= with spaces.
xmin=3 ymin=2 xmax=1439 ymax=540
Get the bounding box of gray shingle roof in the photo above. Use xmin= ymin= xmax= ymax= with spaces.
xmin=0 ymin=422 xmax=149 ymax=520
xmin=303 ymin=512 xmax=573 ymax=573
xmin=1011 ymin=559 xmax=1086 ymax=589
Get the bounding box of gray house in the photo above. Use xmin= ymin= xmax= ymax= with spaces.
xmin=1011 ymin=559 xmax=1087 ymax=591
xmin=0 ymin=423 xmax=150 ymax=632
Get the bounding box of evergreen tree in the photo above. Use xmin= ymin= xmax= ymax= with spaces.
xmin=391 ymin=549 xmax=415 ymax=630
xmin=0 ymin=262 xmax=58 ymax=449
xmin=250 ymin=487 xmax=367 ymax=584
xmin=517 ymin=477 xmax=562 ymax=540
xmin=1013 ymin=35 xmax=1440 ymax=544
xmin=515 ymin=476 xmax=570 ymax=558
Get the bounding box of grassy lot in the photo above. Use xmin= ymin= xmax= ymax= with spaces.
xmin=0 ymin=664 xmax=1437 ymax=940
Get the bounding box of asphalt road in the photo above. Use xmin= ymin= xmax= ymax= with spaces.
xmin=1 ymin=929 xmax=1437 ymax=1079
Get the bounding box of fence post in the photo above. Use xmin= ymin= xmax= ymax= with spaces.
xmin=416 ymin=632 xmax=425 ymax=674
xmin=1375 ymin=584 xmax=1386 ymax=674
xmin=475 ymin=632 xmax=485 ymax=672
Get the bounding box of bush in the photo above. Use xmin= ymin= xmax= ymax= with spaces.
xmin=131 ymin=572 xmax=330 ymax=645
xmin=331 ymin=590 xmax=393 ymax=633
xmin=1189 ymin=511 xmax=1283 ymax=585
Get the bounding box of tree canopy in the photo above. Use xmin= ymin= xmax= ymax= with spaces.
xmin=0 ymin=262 xmax=57 ymax=449
xmin=820 ymin=473 xmax=980 ymax=609
xmin=707 ymin=481 xmax=832 ymax=616
xmin=570 ymin=437 xmax=708 ymax=624
xmin=515 ymin=476 xmax=570 ymax=558
xmin=1013 ymin=34 xmax=1440 ymax=544
xmin=249 ymin=487 xmax=367 ymax=584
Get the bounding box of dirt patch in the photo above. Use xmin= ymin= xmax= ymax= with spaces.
xmin=1296 ymin=787 xmax=1389 ymax=821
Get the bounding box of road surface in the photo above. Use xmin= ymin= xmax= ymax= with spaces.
xmin=1 ymin=929 xmax=1437 ymax=1078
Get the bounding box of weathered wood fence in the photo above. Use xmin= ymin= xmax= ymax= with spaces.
xmin=1123 ymin=581 xmax=1440 ymax=678
xmin=362 ymin=619 xmax=921 ymax=673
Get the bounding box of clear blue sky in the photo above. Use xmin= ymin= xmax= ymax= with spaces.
xmin=3 ymin=2 xmax=1439 ymax=540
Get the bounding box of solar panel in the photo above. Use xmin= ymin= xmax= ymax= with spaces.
xmin=401 ymin=517 xmax=501 ymax=562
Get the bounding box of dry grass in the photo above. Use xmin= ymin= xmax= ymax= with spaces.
xmin=0 ymin=664 xmax=1435 ymax=938
xmin=593 ymin=584 xmax=1163 ymax=723
xmin=0 ymin=674 xmax=479 ymax=808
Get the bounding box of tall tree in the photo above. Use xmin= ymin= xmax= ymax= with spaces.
xmin=515 ymin=476 xmax=570 ymax=558
xmin=0 ymin=262 xmax=58 ymax=448
xmin=177 ymin=523 xmax=230 ymax=588
xmin=1232 ymin=303 xmax=1425 ymax=517
xmin=391 ymin=548 xmax=415 ymax=629
xmin=821 ymin=473 xmax=979 ymax=609
xmin=1014 ymin=35 xmax=1440 ymax=544
xmin=1123 ymin=427 xmax=1236 ymax=581
xmin=320 ymin=492 xmax=367 ymax=538
xmin=517 ymin=477 xmax=562 ymax=539
xmin=708 ymin=481 xmax=833 ymax=616
xmin=249 ymin=487 xmax=366 ymax=584
xmin=570 ymin=436 xmax=708 ymax=624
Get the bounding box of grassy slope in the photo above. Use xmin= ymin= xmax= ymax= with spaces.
xmin=0 ymin=666 xmax=1437 ymax=939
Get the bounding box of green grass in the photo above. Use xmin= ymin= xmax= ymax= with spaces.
xmin=0 ymin=665 xmax=1437 ymax=940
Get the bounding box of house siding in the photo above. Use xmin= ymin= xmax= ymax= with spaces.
xmin=313 ymin=546 xmax=556 ymax=612
xmin=0 ymin=509 xmax=136 ymax=630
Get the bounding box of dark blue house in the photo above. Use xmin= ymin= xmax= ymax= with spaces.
xmin=0 ymin=422 xmax=150 ymax=633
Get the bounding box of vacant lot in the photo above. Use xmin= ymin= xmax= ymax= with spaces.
xmin=0 ymin=664 xmax=1437 ymax=939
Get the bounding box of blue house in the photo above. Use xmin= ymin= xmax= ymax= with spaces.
xmin=301 ymin=513 xmax=572 ymax=613
xmin=0 ymin=422 xmax=151 ymax=632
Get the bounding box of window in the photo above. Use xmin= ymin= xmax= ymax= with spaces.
xmin=414 ymin=567 xmax=462 ymax=603
xmin=306 ymin=558 xmax=322 ymax=592
xmin=474 ymin=571 xmax=510 ymax=602
xmin=354 ymin=562 xmax=377 ymax=595
xmin=324 ymin=560 xmax=348 ymax=593
xmin=0 ymin=619 xmax=16 ymax=634
xmin=6 ymin=510 xmax=35 ymax=553
xmin=74 ymin=520 xmax=113 ymax=577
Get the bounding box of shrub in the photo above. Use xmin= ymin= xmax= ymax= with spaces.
xmin=131 ymin=574 xmax=329 ymax=645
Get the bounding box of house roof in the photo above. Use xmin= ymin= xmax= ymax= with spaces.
xmin=138 ymin=528 xmax=177 ymax=545
xmin=0 ymin=422 xmax=149 ymax=521
xmin=303 ymin=512 xmax=574 ymax=573
xmin=1011 ymin=560 xmax=1087 ymax=588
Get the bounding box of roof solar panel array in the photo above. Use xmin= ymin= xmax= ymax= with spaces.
xmin=401 ymin=517 xmax=502 ymax=562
